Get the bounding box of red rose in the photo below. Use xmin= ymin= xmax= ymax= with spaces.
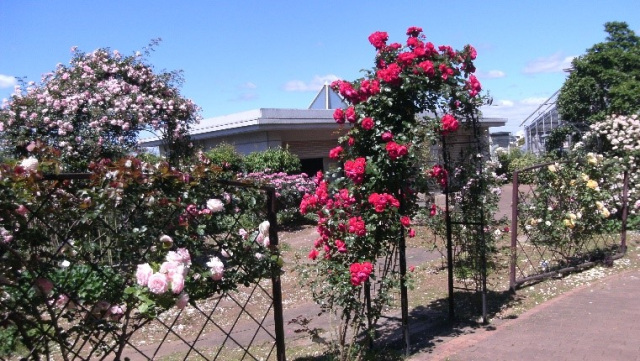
xmin=429 ymin=203 xmax=437 ymax=217
xmin=333 ymin=108 xmax=345 ymax=124
xmin=348 ymin=136 xmax=355 ymax=146
xmin=407 ymin=37 xmax=422 ymax=49
xmin=368 ymin=31 xmax=389 ymax=50
xmin=400 ymin=216 xmax=411 ymax=227
xmin=408 ymin=228 xmax=416 ymax=238
xmin=377 ymin=63 xmax=402 ymax=85
xmin=361 ymin=117 xmax=374 ymax=130
xmin=308 ymin=249 xmax=319 ymax=260
xmin=441 ymin=114 xmax=459 ymax=134
xmin=329 ymin=146 xmax=343 ymax=160
xmin=381 ymin=131 xmax=393 ymax=142
xmin=466 ymin=74 xmax=482 ymax=97
xmin=439 ymin=63 xmax=454 ymax=80
xmin=406 ymin=26 xmax=423 ymax=37
xmin=417 ymin=60 xmax=435 ymax=78
xmin=397 ymin=52 xmax=416 ymax=67
xmin=345 ymin=106 xmax=357 ymax=123
xmin=335 ymin=239 xmax=347 ymax=253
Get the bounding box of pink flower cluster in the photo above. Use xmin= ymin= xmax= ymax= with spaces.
xmin=441 ymin=114 xmax=460 ymax=135
xmin=350 ymin=262 xmax=373 ymax=286
xmin=344 ymin=158 xmax=366 ymax=184
xmin=136 ymin=247 xmax=191 ymax=296
xmin=429 ymin=164 xmax=448 ymax=187
xmin=368 ymin=192 xmax=400 ymax=213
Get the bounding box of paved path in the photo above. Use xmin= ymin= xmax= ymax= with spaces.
xmin=410 ymin=269 xmax=640 ymax=361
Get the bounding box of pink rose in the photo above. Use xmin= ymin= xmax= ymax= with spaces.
xmin=176 ymin=293 xmax=189 ymax=309
xmin=381 ymin=131 xmax=393 ymax=142
xmin=16 ymin=205 xmax=29 ymax=217
xmin=136 ymin=263 xmax=153 ymax=286
xmin=147 ymin=272 xmax=169 ymax=294
xmin=170 ymin=272 xmax=185 ymax=294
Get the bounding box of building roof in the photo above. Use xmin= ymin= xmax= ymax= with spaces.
xmin=138 ymin=84 xmax=507 ymax=147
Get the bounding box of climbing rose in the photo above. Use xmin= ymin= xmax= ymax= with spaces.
xmin=377 ymin=63 xmax=402 ymax=85
xmin=350 ymin=262 xmax=373 ymax=286
xmin=333 ymin=108 xmax=345 ymax=124
xmin=406 ymin=26 xmax=423 ymax=37
xmin=136 ymin=263 xmax=154 ymax=286
xmin=147 ymin=273 xmax=169 ymax=294
xmin=361 ymin=117 xmax=374 ymax=130
xmin=329 ymin=146 xmax=343 ymax=160
xmin=344 ymin=158 xmax=366 ymax=184
xmin=386 ymin=141 xmax=408 ymax=160
xmin=441 ymin=114 xmax=459 ymax=134
xmin=345 ymin=106 xmax=357 ymax=123
xmin=368 ymin=31 xmax=389 ymax=50
xmin=207 ymin=256 xmax=225 ymax=281
xmin=429 ymin=164 xmax=448 ymax=187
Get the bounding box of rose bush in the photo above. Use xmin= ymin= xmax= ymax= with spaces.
xmin=0 ymin=147 xmax=280 ymax=359
xmin=0 ymin=44 xmax=200 ymax=169
xmin=299 ymin=26 xmax=484 ymax=359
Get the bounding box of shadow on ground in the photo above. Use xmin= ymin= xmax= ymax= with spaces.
xmin=291 ymin=288 xmax=521 ymax=360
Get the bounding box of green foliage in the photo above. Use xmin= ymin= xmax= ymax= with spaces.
xmin=557 ymin=21 xmax=640 ymax=126
xmin=496 ymin=148 xmax=541 ymax=183
xmin=204 ymin=143 xmax=245 ymax=172
xmin=244 ymin=146 xmax=301 ymax=174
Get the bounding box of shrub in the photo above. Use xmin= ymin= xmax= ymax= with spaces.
xmin=204 ymin=143 xmax=244 ymax=172
xmin=244 ymin=146 xmax=301 ymax=174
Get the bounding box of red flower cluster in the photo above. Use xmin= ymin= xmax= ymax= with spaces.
xmin=368 ymin=192 xmax=400 ymax=213
xmin=348 ymin=216 xmax=366 ymax=236
xmin=344 ymin=157 xmax=366 ymax=184
xmin=439 ymin=63 xmax=454 ymax=80
xmin=406 ymin=26 xmax=423 ymax=37
xmin=416 ymin=60 xmax=435 ymax=77
xmin=368 ymin=31 xmax=389 ymax=50
xmin=441 ymin=114 xmax=459 ymax=134
xmin=385 ymin=141 xmax=409 ymax=160
xmin=429 ymin=203 xmax=437 ymax=217
xmin=429 ymin=164 xmax=448 ymax=187
xmin=350 ymin=261 xmax=373 ymax=286
xmin=329 ymin=146 xmax=343 ymax=160
xmin=331 ymin=79 xmax=380 ymax=104
xmin=377 ymin=63 xmax=402 ymax=86
xmin=361 ymin=117 xmax=374 ymax=130
xmin=466 ymin=75 xmax=482 ymax=97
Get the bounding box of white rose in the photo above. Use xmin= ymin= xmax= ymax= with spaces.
xmin=206 ymin=199 xmax=224 ymax=213
xmin=20 ymin=157 xmax=39 ymax=172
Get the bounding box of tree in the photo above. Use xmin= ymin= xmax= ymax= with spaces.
xmin=0 ymin=44 xmax=200 ymax=169
xmin=557 ymin=22 xmax=640 ymax=126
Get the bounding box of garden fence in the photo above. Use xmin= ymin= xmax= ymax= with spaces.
xmin=0 ymin=174 xmax=286 ymax=361
xmin=509 ymin=164 xmax=629 ymax=290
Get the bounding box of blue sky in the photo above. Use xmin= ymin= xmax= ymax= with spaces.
xmin=1 ymin=1 xmax=639 ymax=134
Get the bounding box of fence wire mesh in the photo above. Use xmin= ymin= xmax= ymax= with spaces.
xmin=0 ymin=172 xmax=285 ymax=361
xmin=509 ymin=164 xmax=628 ymax=289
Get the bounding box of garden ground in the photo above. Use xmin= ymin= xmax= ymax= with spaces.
xmin=124 ymin=184 xmax=640 ymax=360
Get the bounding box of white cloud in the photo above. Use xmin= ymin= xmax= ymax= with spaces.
xmin=240 ymin=82 xmax=257 ymax=89
xmin=523 ymin=52 xmax=575 ymax=74
xmin=0 ymin=74 xmax=17 ymax=88
xmin=283 ymin=74 xmax=340 ymax=92
xmin=479 ymin=70 xmax=505 ymax=79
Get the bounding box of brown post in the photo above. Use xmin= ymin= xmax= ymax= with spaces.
xmin=266 ymin=188 xmax=286 ymax=361
xmin=509 ymin=171 xmax=519 ymax=292
xmin=621 ymin=170 xmax=629 ymax=252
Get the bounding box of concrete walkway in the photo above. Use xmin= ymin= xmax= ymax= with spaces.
xmin=410 ymin=269 xmax=640 ymax=361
